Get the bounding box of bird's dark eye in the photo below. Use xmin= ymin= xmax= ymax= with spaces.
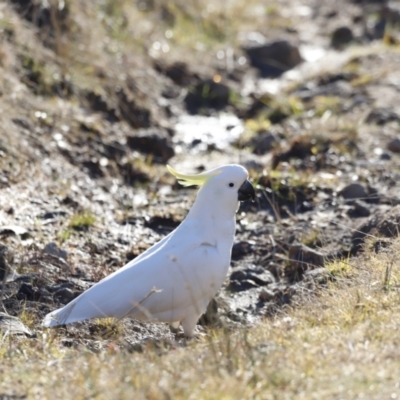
xmin=229 ymin=183 xmax=234 ymax=187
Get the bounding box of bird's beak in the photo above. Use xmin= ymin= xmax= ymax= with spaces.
xmin=238 ymin=180 xmax=255 ymax=202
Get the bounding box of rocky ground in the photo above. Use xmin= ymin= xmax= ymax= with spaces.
xmin=0 ymin=0 xmax=400 ymax=350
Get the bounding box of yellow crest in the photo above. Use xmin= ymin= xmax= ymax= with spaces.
xmin=167 ymin=165 xmax=221 ymax=187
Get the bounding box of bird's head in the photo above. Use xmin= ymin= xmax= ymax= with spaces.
xmin=167 ymin=164 xmax=255 ymax=216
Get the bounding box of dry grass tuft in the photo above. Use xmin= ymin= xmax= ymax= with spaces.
xmin=1 ymin=238 xmax=400 ymax=399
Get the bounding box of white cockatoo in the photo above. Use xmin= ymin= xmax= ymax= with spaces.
xmin=42 ymin=164 xmax=255 ymax=336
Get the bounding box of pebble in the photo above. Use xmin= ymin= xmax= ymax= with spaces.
xmin=331 ymin=26 xmax=353 ymax=48
xmin=0 ymin=313 xmax=33 ymax=337
xmin=44 ymin=242 xmax=68 ymax=260
xmin=286 ymin=244 xmax=325 ymax=279
xmin=387 ymin=138 xmax=400 ymax=153
xmin=339 ymin=183 xmax=368 ymax=200
xmin=243 ymin=39 xmax=302 ymax=77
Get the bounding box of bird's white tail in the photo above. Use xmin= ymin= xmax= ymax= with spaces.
xmin=42 ymin=302 xmax=78 ymax=327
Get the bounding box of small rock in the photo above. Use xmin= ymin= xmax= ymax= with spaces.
xmin=312 ymin=80 xmax=353 ymax=99
xmin=0 ymin=225 xmax=29 ymax=238
xmin=249 ymin=132 xmax=278 ymax=155
xmin=16 ymin=283 xmax=50 ymax=302
xmin=154 ymin=61 xmax=194 ymax=86
xmin=339 ymin=183 xmax=368 ymax=200
xmin=271 ymin=136 xmax=315 ymax=169
xmin=41 ymin=211 xmax=69 ymax=219
xmin=286 ymin=244 xmax=325 ymax=280
xmin=347 ymin=200 xmax=371 ymax=218
xmin=229 ymin=268 xmax=275 ymax=292
xmin=126 ymin=128 xmax=175 ymax=162
xmin=82 ymin=159 xmax=105 ymax=178
xmin=258 ymin=289 xmax=275 ymax=302
xmin=54 ymin=287 xmax=76 ymax=304
xmin=351 ymin=204 xmax=400 ymax=254
xmin=304 ymin=268 xmax=330 ymax=284
xmin=116 ymin=89 xmax=151 ymax=128
xmin=371 ymin=238 xmax=392 ymax=253
xmin=118 ymin=160 xmax=151 ymax=185
xmin=144 ymin=215 xmax=181 ymax=232
xmin=243 ymin=39 xmax=302 ymax=77
xmin=388 ymin=138 xmax=400 ymax=153
xmin=331 ymin=26 xmax=354 ymax=49
xmin=85 ymin=90 xmax=118 ymax=121
xmin=44 ymin=242 xmax=68 ymax=260
xmin=184 ymin=78 xmax=231 ymax=113
xmin=16 ymin=283 xmax=36 ymax=301
xmin=228 ymin=277 xmax=259 ymax=292
xmin=231 ymin=241 xmax=254 ymax=260
xmin=266 ymin=262 xmax=282 ymax=280
xmin=365 ymin=109 xmax=400 ymax=125
xmin=0 ymin=313 xmax=33 ymax=337
xmin=47 ymin=281 xmax=75 ymax=293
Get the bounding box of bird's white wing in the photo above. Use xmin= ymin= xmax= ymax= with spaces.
xmin=43 ymin=223 xmax=228 ymax=327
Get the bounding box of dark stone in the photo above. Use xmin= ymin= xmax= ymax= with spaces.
xmin=41 ymin=211 xmax=69 ymax=220
xmin=304 ymin=268 xmax=330 ymax=284
xmin=331 ymin=26 xmax=354 ymax=49
xmin=243 ymin=40 xmax=302 ymax=77
xmin=54 ymin=287 xmax=76 ymax=304
xmin=365 ymin=109 xmax=400 ymax=125
xmin=295 ymin=80 xmax=353 ymax=101
xmin=266 ymin=262 xmax=283 ymax=280
xmin=16 ymin=283 xmax=42 ymax=302
xmin=116 ymin=89 xmax=151 ymax=128
xmin=13 ymin=273 xmax=53 ymax=293
xmin=347 ymin=200 xmax=371 ymax=218
xmin=286 ymin=244 xmax=325 ymax=280
xmin=44 ymin=242 xmax=68 ymax=260
xmin=339 ymin=183 xmax=368 ymax=200
xmin=228 ymin=278 xmax=258 ymax=292
xmin=144 ymin=215 xmax=181 ymax=232
xmin=85 ymin=90 xmax=118 ymax=121
xmin=47 ymin=282 xmax=75 ymax=293
xmin=82 ymin=159 xmax=105 ymax=178
xmin=231 ymin=241 xmax=254 ymax=260
xmin=229 ymin=268 xmax=275 ymax=292
xmin=258 ymin=289 xmax=275 ymax=302
xmin=154 ymin=61 xmax=195 ymax=86
xmin=351 ymin=205 xmax=400 ymax=254
xmin=388 ymin=138 xmax=400 ymax=153
xmin=12 ymin=117 xmax=32 ymax=130
xmin=161 ymin=85 xmax=181 ymax=99
xmin=250 ymin=132 xmax=278 ymax=155
xmin=0 ymin=225 xmax=29 ymax=238
xmin=184 ymin=79 xmax=231 ymax=114
xmin=271 ymin=136 xmax=317 ymax=169
xmin=118 ymin=161 xmax=151 ymax=185
xmin=126 ymin=129 xmax=175 ymax=162
xmin=61 ymin=195 xmax=80 ymax=209
xmin=371 ymin=238 xmax=392 ymax=253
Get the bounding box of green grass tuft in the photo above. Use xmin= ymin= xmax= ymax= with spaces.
xmin=69 ymin=212 xmax=96 ymax=230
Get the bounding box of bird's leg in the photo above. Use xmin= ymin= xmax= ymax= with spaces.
xmin=181 ymin=314 xmax=200 ymax=338
xmin=169 ymin=321 xmax=181 ymax=334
